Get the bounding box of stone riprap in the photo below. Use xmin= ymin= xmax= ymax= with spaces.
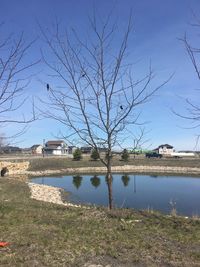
xmin=0 ymin=161 xmax=29 ymax=174
xmin=28 ymin=182 xmax=81 ymax=207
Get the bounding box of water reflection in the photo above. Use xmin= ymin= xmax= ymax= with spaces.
xmin=31 ymin=173 xmax=200 ymax=216
xmin=72 ymin=175 xmax=83 ymax=189
xmin=121 ymin=174 xmax=130 ymax=187
xmin=150 ymin=175 xmax=158 ymax=178
xmin=133 ymin=175 xmax=137 ymax=193
xmin=90 ymin=175 xmax=101 ymax=188
xmin=105 ymin=175 xmax=113 ymax=184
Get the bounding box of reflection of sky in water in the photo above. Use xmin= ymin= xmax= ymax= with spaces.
xmin=31 ymin=174 xmax=200 ymax=216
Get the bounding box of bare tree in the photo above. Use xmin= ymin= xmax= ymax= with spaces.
xmin=41 ymin=14 xmax=169 ymax=208
xmin=171 ymin=14 xmax=200 ymax=150
xmin=0 ymin=23 xmax=38 ymax=144
xmin=129 ymin=127 xmax=152 ymax=158
xmin=176 ymin=15 xmax=200 ymax=131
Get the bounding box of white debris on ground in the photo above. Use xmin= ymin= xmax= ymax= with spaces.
xmin=84 ymin=265 xmax=111 ymax=267
xmin=28 ymin=182 xmax=81 ymax=208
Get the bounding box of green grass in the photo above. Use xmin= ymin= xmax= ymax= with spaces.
xmin=0 ymin=178 xmax=200 ymax=266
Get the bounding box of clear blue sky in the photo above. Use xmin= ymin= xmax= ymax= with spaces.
xmin=1 ymin=0 xmax=200 ymax=150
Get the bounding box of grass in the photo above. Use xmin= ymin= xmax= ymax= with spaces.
xmin=28 ymin=155 xmax=200 ymax=172
xmin=0 ymin=178 xmax=200 ymax=266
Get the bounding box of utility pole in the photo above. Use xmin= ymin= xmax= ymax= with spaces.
xmin=42 ymin=139 xmax=45 ymax=158
xmin=133 ymin=139 xmax=136 ymax=159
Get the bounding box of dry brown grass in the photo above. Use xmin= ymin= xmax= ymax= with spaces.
xmin=28 ymin=155 xmax=200 ymax=172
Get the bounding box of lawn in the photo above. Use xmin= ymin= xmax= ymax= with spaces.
xmin=0 ymin=178 xmax=200 ymax=266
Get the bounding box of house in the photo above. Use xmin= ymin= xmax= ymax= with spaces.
xmin=44 ymin=140 xmax=68 ymax=155
xmin=155 ymin=144 xmax=174 ymax=155
xmin=68 ymin=146 xmax=77 ymax=154
xmin=80 ymin=146 xmax=92 ymax=154
xmin=31 ymin=144 xmax=43 ymax=154
xmin=0 ymin=146 xmax=22 ymax=154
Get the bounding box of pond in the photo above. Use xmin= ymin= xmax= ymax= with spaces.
xmin=31 ymin=173 xmax=200 ymax=216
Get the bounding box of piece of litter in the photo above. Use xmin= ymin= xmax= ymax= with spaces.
xmin=0 ymin=242 xmax=10 ymax=247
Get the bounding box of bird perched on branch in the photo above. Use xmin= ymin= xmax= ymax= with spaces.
xmin=46 ymin=83 xmax=50 ymax=91
xmin=120 ymin=105 xmax=123 ymax=110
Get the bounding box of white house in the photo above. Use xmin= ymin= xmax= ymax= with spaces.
xmin=31 ymin=144 xmax=43 ymax=154
xmin=44 ymin=140 xmax=68 ymax=155
xmin=155 ymin=144 xmax=174 ymax=155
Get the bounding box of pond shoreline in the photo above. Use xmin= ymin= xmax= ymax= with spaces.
xmin=28 ymin=176 xmax=197 ymax=218
xmin=26 ymin=164 xmax=200 ymax=177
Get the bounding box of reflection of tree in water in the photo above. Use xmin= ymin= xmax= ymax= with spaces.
xmin=72 ymin=175 xmax=83 ymax=189
xmin=90 ymin=175 xmax=101 ymax=188
xmin=121 ymin=174 xmax=130 ymax=187
xmin=150 ymin=175 xmax=158 ymax=178
xmin=105 ymin=175 xmax=113 ymax=184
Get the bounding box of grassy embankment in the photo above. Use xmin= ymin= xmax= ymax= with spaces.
xmin=28 ymin=155 xmax=200 ymax=172
xmin=0 ymin=178 xmax=200 ymax=266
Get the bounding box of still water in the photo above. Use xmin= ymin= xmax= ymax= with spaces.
xmin=31 ymin=173 xmax=200 ymax=216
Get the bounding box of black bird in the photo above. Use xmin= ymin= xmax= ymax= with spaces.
xmin=46 ymin=83 xmax=50 ymax=91
xmin=120 ymin=105 xmax=123 ymax=110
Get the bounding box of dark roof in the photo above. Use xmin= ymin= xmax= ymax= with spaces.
xmin=158 ymin=144 xmax=173 ymax=149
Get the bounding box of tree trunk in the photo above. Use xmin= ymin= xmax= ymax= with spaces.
xmin=106 ymin=157 xmax=113 ymax=209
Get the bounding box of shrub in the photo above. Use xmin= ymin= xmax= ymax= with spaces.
xmin=121 ymin=149 xmax=129 ymax=162
xmin=73 ymin=148 xmax=82 ymax=161
xmin=90 ymin=149 xmax=99 ymax=161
